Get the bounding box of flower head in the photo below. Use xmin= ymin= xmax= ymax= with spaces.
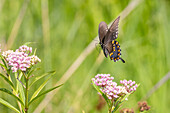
xmin=120 ymin=80 xmax=138 ymax=93
xmin=138 ymin=101 xmax=150 ymax=112
xmin=92 ymin=74 xmax=138 ymax=100
xmin=120 ymin=108 xmax=134 ymax=113
xmin=17 ymin=45 xmax=32 ymax=54
xmin=2 ymin=45 xmax=41 ymax=72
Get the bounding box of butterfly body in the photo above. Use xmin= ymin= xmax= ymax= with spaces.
xmin=98 ymin=16 xmax=125 ymax=63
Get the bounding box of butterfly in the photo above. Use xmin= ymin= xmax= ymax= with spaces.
xmin=98 ymin=16 xmax=125 ymax=63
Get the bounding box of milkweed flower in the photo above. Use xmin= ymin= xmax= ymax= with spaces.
xmin=2 ymin=45 xmax=41 ymax=72
xmin=92 ymin=74 xmax=138 ymax=100
xmin=138 ymin=101 xmax=150 ymax=112
xmin=120 ymin=108 xmax=134 ymax=113
xmin=30 ymin=55 xmax=41 ymax=65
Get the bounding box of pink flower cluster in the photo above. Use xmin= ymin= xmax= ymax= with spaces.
xmin=2 ymin=45 xmax=41 ymax=72
xmin=120 ymin=79 xmax=138 ymax=93
xmin=17 ymin=45 xmax=32 ymax=54
xmin=92 ymin=74 xmax=138 ymax=100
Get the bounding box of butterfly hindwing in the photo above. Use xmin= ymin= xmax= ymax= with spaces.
xmin=98 ymin=22 xmax=109 ymax=57
xmin=98 ymin=22 xmax=108 ymax=44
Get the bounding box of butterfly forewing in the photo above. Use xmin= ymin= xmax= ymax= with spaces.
xmin=103 ymin=16 xmax=120 ymax=54
xmin=104 ymin=16 xmax=120 ymax=44
xmin=109 ymin=16 xmax=120 ymax=40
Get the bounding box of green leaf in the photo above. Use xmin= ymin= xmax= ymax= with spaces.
xmin=27 ymin=67 xmax=40 ymax=79
xmin=121 ymin=93 xmax=131 ymax=102
xmin=0 ymin=73 xmax=14 ymax=88
xmin=15 ymin=73 xmax=19 ymax=92
xmin=0 ymin=63 xmax=6 ymax=70
xmin=29 ymin=71 xmax=56 ymax=88
xmin=113 ymin=93 xmax=131 ymax=112
xmin=33 ymin=48 xmax=37 ymax=55
xmin=28 ymin=84 xmax=63 ymax=106
xmin=0 ymin=56 xmax=7 ymax=68
xmin=0 ymin=98 xmax=20 ymax=113
xmin=113 ymin=84 xmax=140 ymax=113
xmin=18 ymin=82 xmax=25 ymax=104
xmin=0 ymin=88 xmax=24 ymax=106
xmin=23 ymin=42 xmax=37 ymax=46
xmin=29 ymin=71 xmax=56 ymax=101
xmin=92 ymin=80 xmax=111 ymax=108
xmin=17 ymin=73 xmax=25 ymax=103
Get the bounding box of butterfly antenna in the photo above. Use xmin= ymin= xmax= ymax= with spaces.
xmin=120 ymin=57 xmax=125 ymax=63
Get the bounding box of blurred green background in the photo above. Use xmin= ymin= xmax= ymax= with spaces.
xmin=0 ymin=0 xmax=170 ymax=112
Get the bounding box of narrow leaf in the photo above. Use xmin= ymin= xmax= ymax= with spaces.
xmin=29 ymin=71 xmax=56 ymax=101
xmin=29 ymin=71 xmax=56 ymax=88
xmin=17 ymin=73 xmax=25 ymax=103
xmin=0 ymin=63 xmax=6 ymax=69
xmin=0 ymin=56 xmax=11 ymax=75
xmin=92 ymin=80 xmax=111 ymax=107
xmin=33 ymin=48 xmax=37 ymax=55
xmin=113 ymin=93 xmax=131 ymax=112
xmin=0 ymin=88 xmax=24 ymax=106
xmin=28 ymin=84 xmax=63 ymax=106
xmin=15 ymin=73 xmax=19 ymax=92
xmin=0 ymin=73 xmax=14 ymax=88
xmin=121 ymin=93 xmax=131 ymax=103
xmin=0 ymin=98 xmax=20 ymax=113
xmin=23 ymin=42 xmax=37 ymax=46
xmin=18 ymin=82 xmax=25 ymax=104
xmin=27 ymin=67 xmax=40 ymax=78
xmin=0 ymin=56 xmax=7 ymax=68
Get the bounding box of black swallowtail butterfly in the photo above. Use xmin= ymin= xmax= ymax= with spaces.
xmin=98 ymin=16 xmax=125 ymax=63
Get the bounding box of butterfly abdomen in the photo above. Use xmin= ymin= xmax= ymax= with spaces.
xmin=109 ymin=40 xmax=124 ymax=62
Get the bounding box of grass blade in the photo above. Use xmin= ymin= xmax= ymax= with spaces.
xmin=0 ymin=98 xmax=20 ymax=113
xmin=28 ymin=84 xmax=63 ymax=106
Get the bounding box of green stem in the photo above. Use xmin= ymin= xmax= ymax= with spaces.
xmin=108 ymin=101 xmax=114 ymax=113
xmin=108 ymin=108 xmax=111 ymax=113
xmin=25 ymin=77 xmax=28 ymax=113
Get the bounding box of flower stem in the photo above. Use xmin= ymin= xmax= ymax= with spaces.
xmin=25 ymin=77 xmax=29 ymax=113
xmin=108 ymin=102 xmax=114 ymax=113
xmin=108 ymin=108 xmax=112 ymax=113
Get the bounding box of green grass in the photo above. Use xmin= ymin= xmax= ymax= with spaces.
xmin=0 ymin=0 xmax=170 ymax=113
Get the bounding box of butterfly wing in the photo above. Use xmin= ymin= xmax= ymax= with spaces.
xmin=98 ymin=22 xmax=109 ymax=57
xmin=104 ymin=16 xmax=120 ymax=53
xmin=98 ymin=22 xmax=108 ymax=44
xmin=108 ymin=16 xmax=120 ymax=40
